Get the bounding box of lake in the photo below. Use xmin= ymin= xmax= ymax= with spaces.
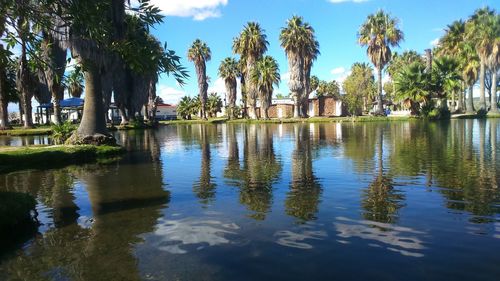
xmin=0 ymin=120 xmax=499 ymax=281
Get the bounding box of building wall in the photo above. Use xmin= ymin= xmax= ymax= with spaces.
xmin=156 ymin=106 xmax=177 ymax=120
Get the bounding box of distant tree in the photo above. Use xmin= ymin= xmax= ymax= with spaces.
xmin=206 ymin=93 xmax=223 ymax=118
xmin=188 ymin=39 xmax=211 ymax=120
xmin=218 ymin=57 xmax=240 ymax=119
xmin=66 ymin=68 xmax=84 ymax=98
xmin=342 ymin=62 xmax=376 ymax=115
xmin=251 ymin=56 xmax=280 ymax=119
xmin=358 ymin=10 xmax=404 ymax=115
xmin=316 ymin=80 xmax=340 ymax=98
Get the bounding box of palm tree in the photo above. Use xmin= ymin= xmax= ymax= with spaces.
xmin=461 ymin=43 xmax=480 ymax=114
xmin=280 ymin=16 xmax=314 ymax=118
xmin=188 ymin=39 xmax=211 ymax=120
xmin=433 ymin=56 xmax=462 ymax=111
xmin=218 ymin=57 xmax=240 ymax=119
xmin=233 ymin=22 xmax=269 ymax=119
xmin=487 ymin=14 xmax=500 ymax=114
xmin=438 ymin=20 xmax=467 ymax=112
xmin=394 ymin=62 xmax=431 ymax=115
xmin=66 ymin=68 xmax=84 ymax=98
xmin=358 ymin=10 xmax=404 ymax=115
xmin=302 ymin=28 xmax=320 ymax=117
xmin=206 ymin=92 xmax=223 ymax=118
xmin=466 ymin=7 xmax=496 ymax=111
xmin=251 ymin=56 xmax=281 ymax=119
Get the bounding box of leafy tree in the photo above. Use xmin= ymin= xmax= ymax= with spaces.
xmin=66 ymin=68 xmax=84 ymax=98
xmin=433 ymin=56 xmax=462 ymax=111
xmin=342 ymin=62 xmax=376 ymax=115
xmin=188 ymin=39 xmax=211 ymax=120
xmin=177 ymin=96 xmax=200 ymax=120
xmin=233 ymin=22 xmax=268 ymax=119
xmin=358 ymin=10 xmax=404 ymax=115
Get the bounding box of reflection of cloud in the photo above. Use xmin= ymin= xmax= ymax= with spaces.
xmin=151 ymin=217 xmax=240 ymax=254
xmin=274 ymin=229 xmax=327 ymax=249
xmin=334 ymin=217 xmax=426 ymax=258
xmin=495 ymin=222 xmax=500 ymax=239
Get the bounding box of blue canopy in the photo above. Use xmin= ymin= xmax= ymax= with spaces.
xmin=39 ymin=98 xmax=84 ymax=109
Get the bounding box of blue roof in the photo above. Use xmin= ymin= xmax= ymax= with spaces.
xmin=39 ymin=98 xmax=84 ymax=108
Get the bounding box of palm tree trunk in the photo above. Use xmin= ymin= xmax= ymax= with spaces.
xmin=70 ymin=64 xmax=115 ymax=145
xmin=0 ymin=64 xmax=9 ymax=130
xmin=52 ymin=98 xmax=62 ymax=124
xmin=479 ymin=58 xmax=486 ymax=110
xmin=377 ymin=67 xmax=383 ymax=114
xmin=293 ymin=92 xmax=300 ymax=118
xmin=466 ymin=85 xmax=475 ymax=114
xmin=457 ymin=89 xmax=464 ymax=113
xmin=490 ymin=68 xmax=498 ymax=113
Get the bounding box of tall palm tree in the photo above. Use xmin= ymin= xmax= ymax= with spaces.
xmin=466 ymin=7 xmax=496 ymax=111
xmin=438 ymin=20 xmax=467 ymax=112
xmin=40 ymin=31 xmax=67 ymax=125
xmin=188 ymin=39 xmax=211 ymax=120
xmin=280 ymin=16 xmax=314 ymax=118
xmin=358 ymin=10 xmax=404 ymax=115
xmin=461 ymin=43 xmax=480 ymax=114
xmin=218 ymin=57 xmax=240 ymax=119
xmin=433 ymin=56 xmax=462 ymax=111
xmin=233 ymin=22 xmax=269 ymax=119
xmin=487 ymin=14 xmax=500 ymax=114
xmin=251 ymin=56 xmax=281 ymax=119
xmin=302 ymin=36 xmax=320 ymax=117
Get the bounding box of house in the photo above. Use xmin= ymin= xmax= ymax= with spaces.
xmin=253 ymin=96 xmax=343 ymax=118
xmin=155 ymin=104 xmax=177 ymax=120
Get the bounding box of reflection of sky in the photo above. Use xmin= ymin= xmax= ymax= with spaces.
xmin=149 ymin=217 xmax=240 ymax=254
xmin=274 ymin=229 xmax=328 ymax=249
xmin=334 ymin=217 xmax=426 ymax=258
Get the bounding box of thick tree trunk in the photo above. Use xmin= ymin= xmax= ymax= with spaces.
xmin=490 ymin=68 xmax=498 ymax=113
xmin=456 ymin=89 xmax=464 ymax=113
xmin=69 ymin=64 xmax=115 ymax=145
xmin=377 ymin=67 xmax=384 ymax=114
xmin=246 ymin=58 xmax=258 ymax=120
xmin=466 ymin=85 xmax=475 ymax=114
xmin=293 ymin=91 xmax=300 ymax=118
xmin=0 ymin=64 xmax=9 ymax=130
xmin=52 ymin=98 xmax=62 ymax=125
xmin=479 ymin=58 xmax=486 ymax=111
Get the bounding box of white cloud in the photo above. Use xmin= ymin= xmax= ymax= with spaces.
xmin=334 ymin=70 xmax=352 ymax=85
xmin=330 ymin=67 xmax=346 ymax=75
xmin=208 ymin=77 xmax=227 ymax=95
xmin=146 ymin=0 xmax=228 ymax=21
xmin=430 ymin=38 xmax=440 ymax=47
xmin=158 ymin=85 xmax=188 ymax=105
xmin=328 ymin=0 xmax=370 ymax=3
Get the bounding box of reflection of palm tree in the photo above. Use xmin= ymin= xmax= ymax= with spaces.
xmin=2 ymin=147 xmax=169 ymax=280
xmin=224 ymin=124 xmax=281 ymax=220
xmin=362 ymin=126 xmax=404 ymax=224
xmin=285 ymin=124 xmax=322 ymax=222
xmin=193 ymin=125 xmax=216 ymax=204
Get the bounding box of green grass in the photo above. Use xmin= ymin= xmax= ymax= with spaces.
xmin=159 ymin=118 xmax=228 ymax=125
xmin=0 ymin=145 xmax=125 ymax=173
xmin=0 ymin=127 xmax=53 ymax=136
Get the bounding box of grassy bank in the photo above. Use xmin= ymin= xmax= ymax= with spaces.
xmin=0 ymin=127 xmax=52 ymax=136
xmin=160 ymin=116 xmax=417 ymax=125
xmin=0 ymin=145 xmax=125 ymax=173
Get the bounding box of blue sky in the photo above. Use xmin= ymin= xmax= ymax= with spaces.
xmin=151 ymin=0 xmax=499 ymax=104
xmin=10 ymin=0 xmax=499 ymax=113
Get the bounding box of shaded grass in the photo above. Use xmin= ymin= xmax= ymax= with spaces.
xmin=0 ymin=145 xmax=125 ymax=174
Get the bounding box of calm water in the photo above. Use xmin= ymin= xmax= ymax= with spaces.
xmin=0 ymin=120 xmax=499 ymax=281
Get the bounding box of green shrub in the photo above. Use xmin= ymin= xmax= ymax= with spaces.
xmin=0 ymin=192 xmax=37 ymax=232
xmin=51 ymin=121 xmax=76 ymax=144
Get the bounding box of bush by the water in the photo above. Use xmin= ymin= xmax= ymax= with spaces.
xmin=0 ymin=192 xmax=37 ymax=233
xmin=51 ymin=121 xmax=76 ymax=144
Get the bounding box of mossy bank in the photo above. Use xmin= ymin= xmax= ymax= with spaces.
xmin=0 ymin=145 xmax=125 ymax=173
